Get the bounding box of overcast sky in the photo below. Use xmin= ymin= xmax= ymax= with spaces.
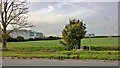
xmin=28 ymin=1 xmax=118 ymax=36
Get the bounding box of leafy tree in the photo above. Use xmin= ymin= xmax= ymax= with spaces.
xmin=0 ymin=0 xmax=32 ymax=50
xmin=61 ymin=19 xmax=87 ymax=50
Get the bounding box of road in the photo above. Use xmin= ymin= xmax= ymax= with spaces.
xmin=2 ymin=58 xmax=118 ymax=66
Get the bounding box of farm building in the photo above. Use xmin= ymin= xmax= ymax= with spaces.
xmin=9 ymin=29 xmax=44 ymax=39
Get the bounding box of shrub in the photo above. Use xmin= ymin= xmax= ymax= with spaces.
xmin=7 ymin=36 xmax=15 ymax=42
xmin=7 ymin=36 xmax=25 ymax=42
xmin=16 ymin=36 xmax=24 ymax=42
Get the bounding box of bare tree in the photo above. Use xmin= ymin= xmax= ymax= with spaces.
xmin=0 ymin=0 xmax=31 ymax=50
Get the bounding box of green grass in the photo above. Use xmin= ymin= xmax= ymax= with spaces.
xmin=4 ymin=37 xmax=118 ymax=51
xmin=6 ymin=40 xmax=65 ymax=52
xmin=81 ymin=37 xmax=118 ymax=47
xmin=2 ymin=51 xmax=119 ymax=60
xmin=0 ymin=37 xmax=119 ymax=60
xmin=81 ymin=37 xmax=119 ymax=51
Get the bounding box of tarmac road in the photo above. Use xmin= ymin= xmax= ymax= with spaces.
xmin=2 ymin=58 xmax=119 ymax=66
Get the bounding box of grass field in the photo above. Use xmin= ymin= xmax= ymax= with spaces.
xmin=5 ymin=37 xmax=119 ymax=51
xmin=81 ymin=37 xmax=119 ymax=47
xmin=81 ymin=37 xmax=119 ymax=51
xmin=1 ymin=37 xmax=119 ymax=60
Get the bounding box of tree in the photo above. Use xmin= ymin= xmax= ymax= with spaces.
xmin=0 ymin=0 xmax=32 ymax=50
xmin=0 ymin=25 xmax=2 ymax=42
xmin=62 ymin=19 xmax=87 ymax=50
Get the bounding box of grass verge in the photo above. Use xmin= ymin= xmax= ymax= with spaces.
xmin=2 ymin=51 xmax=119 ymax=60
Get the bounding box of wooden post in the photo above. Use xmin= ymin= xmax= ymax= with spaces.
xmin=89 ymin=34 xmax=91 ymax=51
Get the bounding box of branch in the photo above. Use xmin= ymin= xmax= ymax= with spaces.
xmin=6 ymin=2 xmax=13 ymax=12
xmin=7 ymin=24 xmax=32 ymax=35
xmin=1 ymin=12 xmax=5 ymax=24
xmin=7 ymin=10 xmax=28 ymax=26
xmin=7 ymin=3 xmax=14 ymax=22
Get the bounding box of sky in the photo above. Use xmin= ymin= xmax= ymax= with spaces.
xmin=27 ymin=1 xmax=118 ymax=36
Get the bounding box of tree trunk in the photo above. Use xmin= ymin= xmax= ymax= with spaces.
xmin=77 ymin=39 xmax=81 ymax=49
xmin=2 ymin=30 xmax=8 ymax=50
xmin=2 ymin=38 xmax=7 ymax=50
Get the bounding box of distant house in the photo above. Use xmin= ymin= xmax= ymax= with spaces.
xmin=85 ymin=33 xmax=95 ymax=37
xmin=9 ymin=29 xmax=44 ymax=39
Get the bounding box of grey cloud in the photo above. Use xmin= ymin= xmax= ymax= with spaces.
xmin=29 ymin=2 xmax=118 ymax=36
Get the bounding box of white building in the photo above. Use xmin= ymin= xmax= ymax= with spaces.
xmin=9 ymin=29 xmax=44 ymax=39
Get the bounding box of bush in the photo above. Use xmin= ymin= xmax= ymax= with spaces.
xmin=7 ymin=36 xmax=25 ymax=42
xmin=16 ymin=36 xmax=24 ymax=42
xmin=41 ymin=36 xmax=62 ymax=40
xmin=28 ymin=38 xmax=34 ymax=41
xmin=7 ymin=36 xmax=15 ymax=42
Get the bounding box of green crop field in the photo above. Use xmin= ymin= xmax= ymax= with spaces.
xmin=0 ymin=37 xmax=119 ymax=60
